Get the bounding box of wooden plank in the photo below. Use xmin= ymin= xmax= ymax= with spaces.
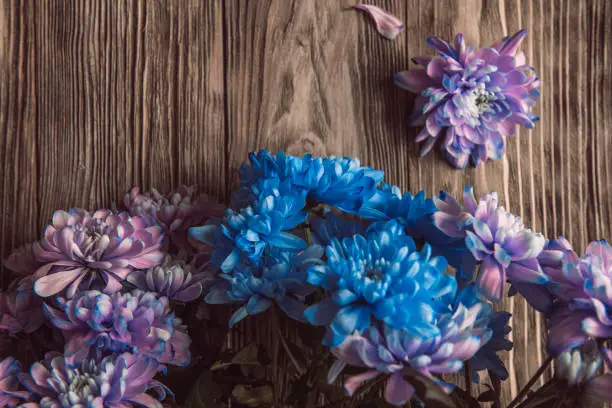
xmin=1 ymin=0 xmax=611 ymax=406
xmin=0 ymin=0 xmax=40 ymax=284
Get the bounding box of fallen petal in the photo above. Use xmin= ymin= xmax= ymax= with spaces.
xmin=352 ymin=4 xmax=403 ymax=40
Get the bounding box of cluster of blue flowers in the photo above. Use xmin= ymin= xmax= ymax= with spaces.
xmin=189 ymin=150 xmax=524 ymax=405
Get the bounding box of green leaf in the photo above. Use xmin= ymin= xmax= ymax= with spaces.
xmin=184 ymin=370 xmax=225 ymax=408
xmin=402 ymin=369 xmax=458 ymax=408
xmin=210 ymin=343 xmax=270 ymax=371
xmin=232 ymin=384 xmax=274 ymax=407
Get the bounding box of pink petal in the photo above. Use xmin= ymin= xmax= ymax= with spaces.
xmin=385 ymin=372 xmax=415 ymax=406
xmin=352 ymin=4 xmax=403 ymax=40
xmin=344 ymin=370 xmax=380 ymax=396
xmin=499 ymin=29 xmax=527 ymax=56
xmin=34 ymin=268 xmax=86 ymax=297
xmin=477 ymin=257 xmax=506 ymax=302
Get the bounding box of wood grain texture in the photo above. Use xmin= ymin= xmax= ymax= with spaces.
xmin=1 ymin=0 xmax=611 ymax=406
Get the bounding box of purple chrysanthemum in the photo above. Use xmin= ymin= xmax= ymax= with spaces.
xmin=32 ymin=209 xmax=164 ymax=298
xmin=395 ymin=30 xmax=540 ymax=168
xmin=125 ymin=185 xmax=224 ymax=255
xmin=327 ymin=286 xmax=493 ymax=406
xmin=544 ymin=240 xmax=612 ymax=355
xmin=19 ymin=352 xmax=169 ymax=408
xmin=433 ymin=187 xmax=549 ymax=307
xmin=127 ymin=255 xmax=211 ymax=302
xmin=0 ymin=357 xmax=30 ymax=407
xmin=0 ymin=277 xmax=45 ymax=335
xmin=43 ymin=289 xmax=190 ymax=367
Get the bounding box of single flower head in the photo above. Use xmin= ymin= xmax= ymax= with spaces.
xmin=358 ymin=184 xmax=437 ymax=238
xmin=43 ymin=289 xmax=190 ymax=367
xmin=32 ymin=209 xmax=164 ymax=298
xmin=127 ymin=254 xmax=212 ymax=302
xmin=0 ymin=357 xmax=30 ymax=407
xmin=304 ymin=221 xmax=456 ymax=347
xmin=328 ymin=285 xmax=493 ymax=406
xmin=190 ymin=194 xmax=308 ymax=273
xmin=433 ymin=187 xmax=549 ymax=308
xmin=233 ymin=150 xmax=384 ymax=213
xmin=19 ymin=352 xmax=169 ymax=408
xmin=125 ymin=185 xmax=223 ymax=254
xmin=205 ymin=245 xmax=323 ymax=327
xmin=395 ymin=30 xmax=540 ymax=168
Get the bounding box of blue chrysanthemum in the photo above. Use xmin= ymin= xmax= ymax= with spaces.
xmin=359 ymin=184 xmax=437 ymax=236
xmin=304 ymin=221 xmax=457 ymax=347
xmin=190 ymin=194 xmax=308 ymax=272
xmin=328 ymin=285 xmax=494 ymax=406
xmin=232 ymin=150 xmax=384 ymax=213
xmin=205 ymin=245 xmax=323 ymax=327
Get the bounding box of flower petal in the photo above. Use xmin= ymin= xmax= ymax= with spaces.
xmin=352 ymin=4 xmax=403 ymax=40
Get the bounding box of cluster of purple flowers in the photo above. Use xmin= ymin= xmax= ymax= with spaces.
xmin=0 ymin=185 xmax=217 ymax=407
xmin=2 ymin=148 xmax=611 ymax=407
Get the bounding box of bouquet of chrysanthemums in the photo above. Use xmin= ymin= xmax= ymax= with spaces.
xmin=1 ymin=150 xmax=611 ymax=408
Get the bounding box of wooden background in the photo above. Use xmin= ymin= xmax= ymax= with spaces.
xmin=1 ymin=0 xmax=611 ymax=406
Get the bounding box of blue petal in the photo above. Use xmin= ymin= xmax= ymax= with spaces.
xmin=246 ymin=295 xmax=273 ymax=315
xmin=331 ymin=306 xmax=371 ymax=336
xmin=188 ymin=225 xmax=218 ymax=246
xmin=229 ymin=305 xmax=249 ymax=328
xmin=304 ymin=298 xmax=341 ymax=326
xmin=266 ymin=232 xmax=307 ymax=250
xmin=332 ymin=289 xmax=358 ymax=306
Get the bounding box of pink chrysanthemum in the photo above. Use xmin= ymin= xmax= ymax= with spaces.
xmin=43 ymin=289 xmax=190 ymax=367
xmin=124 ymin=185 xmax=223 ymax=255
xmin=19 ymin=352 xmax=169 ymax=408
xmin=395 ymin=30 xmax=540 ymax=168
xmin=32 ymin=209 xmax=164 ymax=298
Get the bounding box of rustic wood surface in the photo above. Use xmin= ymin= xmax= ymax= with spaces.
xmin=1 ymin=0 xmax=611 ymax=406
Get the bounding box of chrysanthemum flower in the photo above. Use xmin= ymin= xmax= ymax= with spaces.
xmin=395 ymin=30 xmax=540 ymax=168
xmin=0 ymin=277 xmax=45 ymax=335
xmin=433 ymin=187 xmax=549 ymax=307
xmin=19 ymin=352 xmax=169 ymax=408
xmin=327 ymin=286 xmax=493 ymax=406
xmin=358 ymin=184 xmax=437 ymax=236
xmin=127 ymin=255 xmax=211 ymax=302
xmin=205 ymin=245 xmax=322 ymax=327
xmin=304 ymin=221 xmax=456 ymax=347
xmin=124 ymin=185 xmax=223 ymax=254
xmin=32 ymin=209 xmax=164 ymax=298
xmin=545 ymin=240 xmax=612 ymax=355
xmin=43 ymin=289 xmax=190 ymax=367
xmin=233 ymin=150 xmax=384 ymax=213
xmin=190 ymin=194 xmax=308 ymax=272
xmin=0 ymin=357 xmax=30 ymax=407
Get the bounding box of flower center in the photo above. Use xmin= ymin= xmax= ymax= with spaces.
xmin=69 ymin=374 xmax=96 ymax=399
xmin=365 ymin=267 xmax=383 ymax=281
xmin=466 ymin=88 xmax=495 ymax=116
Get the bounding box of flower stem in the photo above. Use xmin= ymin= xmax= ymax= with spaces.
xmin=507 ymin=355 xmax=553 ymax=408
xmin=464 ymin=361 xmax=472 ymax=397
